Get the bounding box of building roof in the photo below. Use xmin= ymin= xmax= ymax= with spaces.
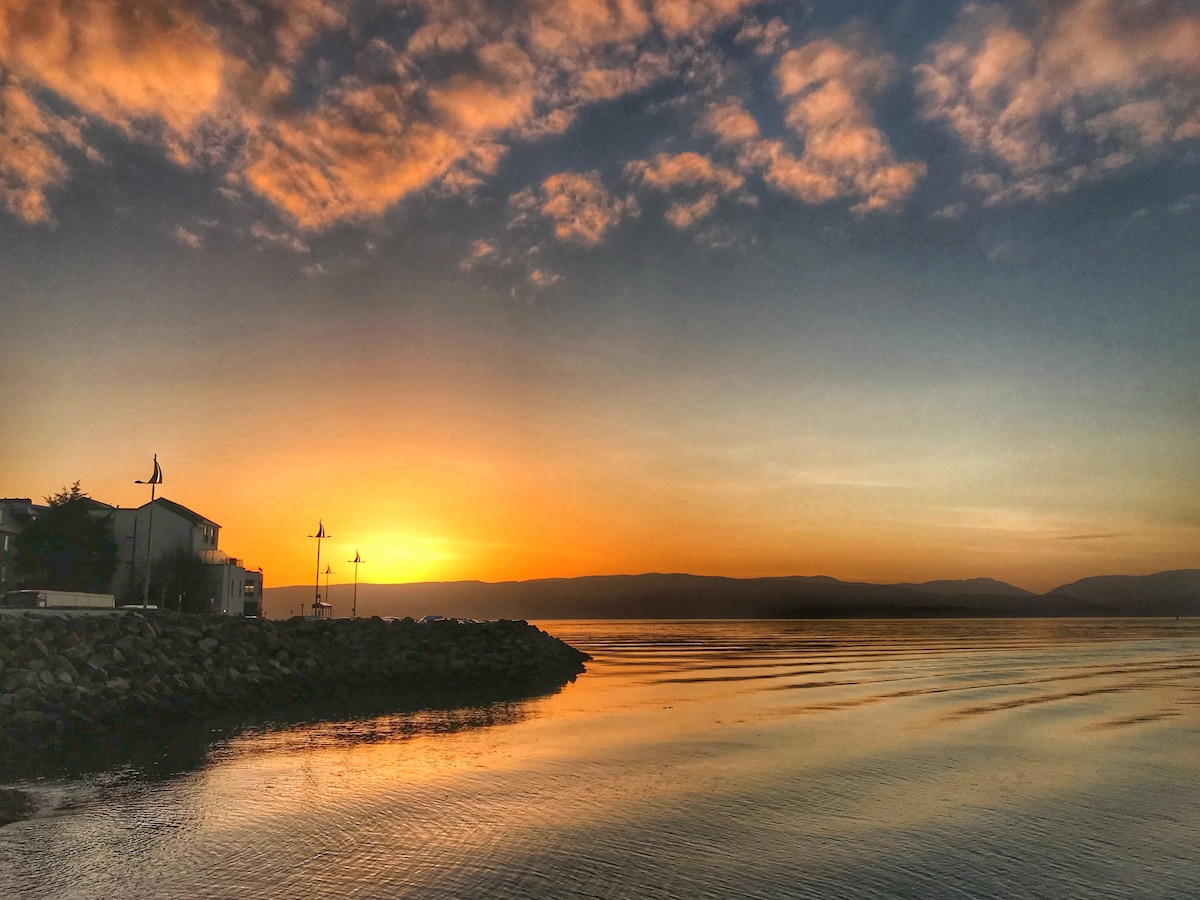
xmin=0 ymin=499 xmax=44 ymax=530
xmin=148 ymin=497 xmax=220 ymax=529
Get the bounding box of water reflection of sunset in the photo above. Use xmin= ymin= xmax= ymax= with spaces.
xmin=186 ymin=620 xmax=1200 ymax=844
xmin=9 ymin=620 xmax=1199 ymax=898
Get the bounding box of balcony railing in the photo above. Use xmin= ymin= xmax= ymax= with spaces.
xmin=197 ymin=549 xmax=242 ymax=567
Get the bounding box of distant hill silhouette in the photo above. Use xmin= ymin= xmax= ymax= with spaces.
xmin=264 ymin=570 xmax=1200 ymax=620
xmin=1048 ymin=570 xmax=1200 ymax=617
xmin=898 ymin=578 xmax=1033 ymax=597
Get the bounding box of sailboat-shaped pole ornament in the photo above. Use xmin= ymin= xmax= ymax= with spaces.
xmin=348 ymin=551 xmax=365 ymax=619
xmin=134 ymin=454 xmax=163 ymax=608
xmin=307 ymin=521 xmax=330 ymax=618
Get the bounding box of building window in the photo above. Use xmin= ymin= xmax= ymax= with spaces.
xmin=2 ymin=534 xmax=8 ymax=551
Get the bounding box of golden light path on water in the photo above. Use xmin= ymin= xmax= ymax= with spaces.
xmin=2 ymin=619 xmax=1199 ymax=898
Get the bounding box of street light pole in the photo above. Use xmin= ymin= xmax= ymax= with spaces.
xmin=348 ymin=551 xmax=364 ymax=619
xmin=307 ymin=521 xmax=329 ymax=619
xmin=323 ymin=564 xmax=333 ymax=617
xmin=134 ymin=454 xmax=162 ymax=609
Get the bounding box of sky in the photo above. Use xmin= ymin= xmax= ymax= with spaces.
xmin=1 ymin=0 xmax=1198 ymax=594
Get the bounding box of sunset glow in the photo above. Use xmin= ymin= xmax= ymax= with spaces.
xmin=2 ymin=0 xmax=1197 ymax=594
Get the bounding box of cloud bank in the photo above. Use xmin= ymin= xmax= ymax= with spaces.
xmin=1 ymin=0 xmax=1196 ymax=234
xmin=702 ymin=35 xmax=926 ymax=214
xmin=916 ymin=0 xmax=1200 ymax=203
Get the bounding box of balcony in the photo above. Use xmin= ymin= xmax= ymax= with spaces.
xmin=197 ymin=549 xmax=242 ymax=567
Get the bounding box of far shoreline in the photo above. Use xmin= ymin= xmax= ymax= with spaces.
xmin=263 ymin=569 xmax=1200 ymax=621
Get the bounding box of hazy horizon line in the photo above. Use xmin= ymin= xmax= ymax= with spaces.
xmin=262 ymin=567 xmax=1199 ymax=596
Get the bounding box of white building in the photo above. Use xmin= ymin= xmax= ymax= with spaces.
xmin=199 ymin=551 xmax=264 ymax=617
xmin=110 ymin=497 xmax=262 ymax=616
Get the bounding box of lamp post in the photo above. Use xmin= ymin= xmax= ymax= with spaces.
xmin=307 ymin=521 xmax=329 ymax=619
xmin=323 ymin=564 xmax=333 ymax=617
xmin=348 ymin=551 xmax=364 ymax=619
xmin=134 ymin=454 xmax=162 ymax=608
xmin=124 ymin=518 xmax=138 ymax=605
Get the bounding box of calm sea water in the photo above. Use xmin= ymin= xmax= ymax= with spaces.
xmin=2 ymin=619 xmax=1199 ymax=899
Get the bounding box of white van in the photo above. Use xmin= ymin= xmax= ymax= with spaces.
xmin=1 ymin=590 xmax=116 ymax=609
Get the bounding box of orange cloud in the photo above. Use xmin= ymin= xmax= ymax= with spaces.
xmin=917 ymin=0 xmax=1200 ymax=203
xmin=242 ymin=88 xmax=465 ymax=230
xmin=0 ymin=0 xmax=924 ymax=230
xmin=250 ymin=221 xmax=309 ymax=253
xmin=529 ymin=0 xmax=652 ymax=54
xmin=459 ymin=238 xmax=497 ymax=270
xmin=528 ymin=266 xmax=563 ymax=286
xmin=402 ymin=0 xmax=672 ymax=146
xmin=700 ymin=34 xmax=924 ymax=214
xmin=757 ymin=139 xmax=841 ymax=204
xmin=703 ymin=100 xmax=763 ymax=146
xmin=628 ymin=150 xmax=742 ymax=192
xmin=735 ymin=16 xmax=789 ymax=56
xmin=0 ymin=0 xmax=240 ymax=216
xmin=465 ymin=168 xmax=635 ymax=286
xmin=427 ymin=42 xmax=536 ymax=133
xmin=173 ymin=224 xmax=202 ymax=248
xmin=626 ymin=151 xmax=744 ymax=227
xmin=0 ymin=0 xmax=348 ymax=222
xmin=774 ymin=38 xmax=924 ymax=212
xmin=536 ymin=171 xmax=637 ymax=245
xmin=0 ymin=80 xmax=83 ymax=222
xmin=651 ymin=0 xmax=759 ymax=40
xmin=241 ymin=29 xmax=548 ymax=229
xmin=0 ymin=0 xmax=228 ymax=136
xmin=257 ymin=0 xmax=346 ymax=64
xmin=664 ymin=193 xmax=718 ymax=228
xmin=237 ymin=2 xmax=675 ymax=229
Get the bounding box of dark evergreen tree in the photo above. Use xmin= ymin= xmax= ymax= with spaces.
xmin=12 ymin=482 xmax=118 ymax=592
xmin=150 ymin=545 xmax=215 ymax=613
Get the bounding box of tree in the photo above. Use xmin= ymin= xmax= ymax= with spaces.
xmin=150 ymin=545 xmax=215 ymax=613
xmin=13 ymin=482 xmax=118 ymax=592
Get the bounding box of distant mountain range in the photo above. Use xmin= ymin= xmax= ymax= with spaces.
xmin=263 ymin=569 xmax=1200 ymax=620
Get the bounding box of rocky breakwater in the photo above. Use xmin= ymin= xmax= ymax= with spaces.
xmin=0 ymin=612 xmax=590 ymax=762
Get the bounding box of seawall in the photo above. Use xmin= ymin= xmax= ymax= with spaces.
xmin=0 ymin=612 xmax=590 ymax=761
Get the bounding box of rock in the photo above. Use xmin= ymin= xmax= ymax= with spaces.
xmin=10 ymin=686 xmax=36 ymax=705
xmin=0 ymin=789 xmax=34 ymax=827
xmin=11 ymin=710 xmax=61 ymax=731
xmin=0 ymin=611 xmax=589 ymax=766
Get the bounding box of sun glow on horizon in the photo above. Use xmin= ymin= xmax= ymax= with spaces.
xmin=1 ymin=0 xmax=1196 ymax=599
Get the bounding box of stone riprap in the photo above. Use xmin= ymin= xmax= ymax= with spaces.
xmin=0 ymin=612 xmax=590 ymax=758
xmin=0 ymin=787 xmax=33 ymax=826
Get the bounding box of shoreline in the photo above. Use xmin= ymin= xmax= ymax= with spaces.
xmin=0 ymin=612 xmax=590 ymax=786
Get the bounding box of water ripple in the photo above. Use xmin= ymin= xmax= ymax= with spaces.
xmin=2 ymin=618 xmax=1199 ymax=899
